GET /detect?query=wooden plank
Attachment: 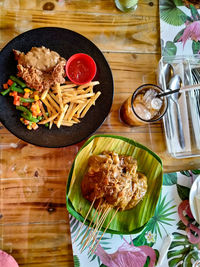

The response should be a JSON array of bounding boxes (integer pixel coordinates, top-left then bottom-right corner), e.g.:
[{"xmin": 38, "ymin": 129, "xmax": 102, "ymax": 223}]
[
  {"xmin": 0, "ymin": 222, "xmax": 74, "ymax": 267},
  {"xmin": 105, "ymin": 52, "xmax": 160, "ymax": 93},
  {"xmin": 0, "ymin": 140, "xmax": 79, "ymax": 179},
  {"xmin": 2, "ymin": 0, "xmax": 158, "ymax": 16},
  {"xmin": 1, "ymin": 122, "xmax": 200, "ymax": 174},
  {"xmin": 0, "ymin": 176, "xmax": 70, "ymax": 223},
  {"xmin": 0, "ymin": 3, "xmax": 159, "ymax": 53}
]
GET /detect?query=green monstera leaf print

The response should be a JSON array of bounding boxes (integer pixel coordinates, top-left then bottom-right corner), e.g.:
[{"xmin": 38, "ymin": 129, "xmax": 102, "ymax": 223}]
[
  {"xmin": 180, "ymin": 169, "xmax": 200, "ymax": 177},
  {"xmin": 160, "ymin": 0, "xmax": 188, "ymax": 26},
  {"xmin": 177, "ymin": 184, "xmax": 190, "ymax": 201},
  {"xmin": 192, "ymin": 41, "xmax": 200, "ymax": 54},
  {"xmin": 163, "ymin": 41, "xmax": 177, "ymax": 57},
  {"xmin": 167, "ymin": 232, "xmax": 198, "ymax": 267}
]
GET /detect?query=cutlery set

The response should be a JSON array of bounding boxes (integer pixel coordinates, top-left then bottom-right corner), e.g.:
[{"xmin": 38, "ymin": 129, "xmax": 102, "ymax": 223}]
[{"xmin": 159, "ymin": 57, "xmax": 200, "ymax": 158}]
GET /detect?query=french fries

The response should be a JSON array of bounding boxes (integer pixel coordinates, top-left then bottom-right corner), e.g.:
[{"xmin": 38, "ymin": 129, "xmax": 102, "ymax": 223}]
[{"xmin": 39, "ymin": 81, "xmax": 101, "ymax": 128}]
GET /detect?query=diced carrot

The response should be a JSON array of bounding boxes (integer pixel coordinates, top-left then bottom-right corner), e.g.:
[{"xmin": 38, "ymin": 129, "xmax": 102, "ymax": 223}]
[
  {"xmin": 11, "ymin": 91, "xmax": 18, "ymax": 97},
  {"xmin": 32, "ymin": 111, "xmax": 38, "ymax": 117},
  {"xmin": 31, "ymin": 102, "xmax": 36, "ymax": 110},
  {"xmin": 23, "ymin": 119, "xmax": 30, "ymax": 126},
  {"xmin": 32, "ymin": 123, "xmax": 38, "ymax": 130},
  {"xmin": 3, "ymin": 83, "xmax": 8, "ymax": 89},
  {"xmin": 31, "ymin": 105, "xmax": 36, "ymax": 114},
  {"xmin": 23, "ymin": 92, "xmax": 29, "ymax": 98},
  {"xmin": 31, "ymin": 102, "xmax": 41, "ymax": 117},
  {"xmin": 13, "ymin": 95, "xmax": 20, "ymax": 106},
  {"xmin": 7, "ymin": 79, "xmax": 13, "ymax": 86},
  {"xmin": 14, "ymin": 100, "xmax": 20, "ymax": 106}
]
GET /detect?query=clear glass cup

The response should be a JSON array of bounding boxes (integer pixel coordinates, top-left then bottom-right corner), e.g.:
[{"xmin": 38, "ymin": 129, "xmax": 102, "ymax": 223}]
[
  {"xmin": 119, "ymin": 84, "xmax": 168, "ymax": 126},
  {"xmin": 114, "ymin": 0, "xmax": 138, "ymax": 12}
]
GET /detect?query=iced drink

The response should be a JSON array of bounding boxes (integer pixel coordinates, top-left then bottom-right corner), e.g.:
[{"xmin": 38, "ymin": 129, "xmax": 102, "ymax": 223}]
[{"xmin": 120, "ymin": 84, "xmax": 168, "ymax": 126}]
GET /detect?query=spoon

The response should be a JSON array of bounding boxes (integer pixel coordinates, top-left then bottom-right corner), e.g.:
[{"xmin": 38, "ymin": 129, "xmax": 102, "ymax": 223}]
[
  {"xmin": 168, "ymin": 74, "xmax": 185, "ymax": 149},
  {"xmin": 168, "ymin": 74, "xmax": 182, "ymax": 91},
  {"xmin": 157, "ymin": 72, "xmax": 182, "ymax": 98},
  {"xmin": 158, "ymin": 63, "xmax": 174, "ymax": 88},
  {"xmin": 159, "ymin": 63, "xmax": 175, "ymax": 139}
]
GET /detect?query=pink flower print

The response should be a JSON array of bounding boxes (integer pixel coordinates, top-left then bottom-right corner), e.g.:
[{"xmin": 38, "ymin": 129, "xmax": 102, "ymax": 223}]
[
  {"xmin": 0, "ymin": 250, "xmax": 19, "ymax": 267},
  {"xmin": 178, "ymin": 200, "xmax": 200, "ymax": 244},
  {"xmin": 95, "ymin": 238, "xmax": 156, "ymax": 267},
  {"xmin": 179, "ymin": 21, "xmax": 200, "ymax": 47}
]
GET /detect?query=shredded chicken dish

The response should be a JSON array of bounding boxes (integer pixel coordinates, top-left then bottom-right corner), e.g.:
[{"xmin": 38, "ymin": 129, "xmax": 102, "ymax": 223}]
[
  {"xmin": 13, "ymin": 46, "xmax": 66, "ymax": 92},
  {"xmin": 81, "ymin": 151, "xmax": 147, "ymax": 211}
]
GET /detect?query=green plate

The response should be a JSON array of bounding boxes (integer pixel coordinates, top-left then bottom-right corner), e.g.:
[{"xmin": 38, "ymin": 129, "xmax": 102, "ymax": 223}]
[{"xmin": 66, "ymin": 134, "xmax": 163, "ymax": 235}]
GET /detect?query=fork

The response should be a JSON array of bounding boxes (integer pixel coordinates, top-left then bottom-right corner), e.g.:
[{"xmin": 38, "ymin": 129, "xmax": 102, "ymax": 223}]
[
  {"xmin": 192, "ymin": 68, "xmax": 200, "ymax": 114},
  {"xmin": 190, "ymin": 68, "xmax": 200, "ymax": 149}
]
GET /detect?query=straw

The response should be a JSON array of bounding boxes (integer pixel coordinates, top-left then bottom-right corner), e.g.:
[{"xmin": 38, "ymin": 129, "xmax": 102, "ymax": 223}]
[{"xmin": 157, "ymin": 89, "xmax": 180, "ymax": 98}]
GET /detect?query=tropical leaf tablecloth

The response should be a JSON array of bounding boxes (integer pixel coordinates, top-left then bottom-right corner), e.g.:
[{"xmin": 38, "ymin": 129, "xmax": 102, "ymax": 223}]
[
  {"xmin": 160, "ymin": 0, "xmax": 200, "ymax": 56},
  {"xmin": 69, "ymin": 170, "xmax": 200, "ymax": 267}
]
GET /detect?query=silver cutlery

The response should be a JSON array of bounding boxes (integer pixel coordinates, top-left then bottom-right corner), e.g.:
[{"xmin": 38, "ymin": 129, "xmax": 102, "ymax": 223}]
[
  {"xmin": 192, "ymin": 68, "xmax": 200, "ymax": 115},
  {"xmin": 168, "ymin": 74, "xmax": 185, "ymax": 149},
  {"xmin": 161, "ymin": 64, "xmax": 185, "ymax": 149},
  {"xmin": 158, "ymin": 63, "xmax": 174, "ymax": 139}
]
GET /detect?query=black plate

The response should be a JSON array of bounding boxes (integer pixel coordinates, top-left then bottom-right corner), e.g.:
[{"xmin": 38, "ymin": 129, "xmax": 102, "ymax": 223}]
[{"xmin": 0, "ymin": 27, "xmax": 114, "ymax": 147}]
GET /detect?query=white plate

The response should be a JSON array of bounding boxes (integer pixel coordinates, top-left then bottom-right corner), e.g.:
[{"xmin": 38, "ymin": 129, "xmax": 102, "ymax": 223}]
[{"xmin": 189, "ymin": 175, "xmax": 200, "ymax": 224}]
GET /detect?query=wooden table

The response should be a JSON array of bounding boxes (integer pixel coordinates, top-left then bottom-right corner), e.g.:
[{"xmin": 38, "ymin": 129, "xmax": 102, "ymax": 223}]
[{"xmin": 0, "ymin": 0, "xmax": 200, "ymax": 266}]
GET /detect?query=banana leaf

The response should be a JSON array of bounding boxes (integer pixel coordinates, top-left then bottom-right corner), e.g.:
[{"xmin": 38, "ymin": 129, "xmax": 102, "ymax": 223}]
[{"xmin": 66, "ymin": 134, "xmax": 163, "ymax": 235}]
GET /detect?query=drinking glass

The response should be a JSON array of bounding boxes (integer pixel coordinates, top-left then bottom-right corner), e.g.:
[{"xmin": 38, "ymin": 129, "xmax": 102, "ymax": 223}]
[
  {"xmin": 114, "ymin": 0, "xmax": 138, "ymax": 12},
  {"xmin": 119, "ymin": 84, "xmax": 168, "ymax": 126}
]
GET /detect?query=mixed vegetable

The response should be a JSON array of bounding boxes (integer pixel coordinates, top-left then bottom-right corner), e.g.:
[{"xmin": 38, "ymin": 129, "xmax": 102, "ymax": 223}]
[{"xmin": 1, "ymin": 76, "xmax": 48, "ymax": 130}]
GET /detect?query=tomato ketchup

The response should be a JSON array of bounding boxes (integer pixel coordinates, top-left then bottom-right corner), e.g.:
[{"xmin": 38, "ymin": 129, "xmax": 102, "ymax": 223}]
[{"xmin": 65, "ymin": 53, "xmax": 96, "ymax": 85}]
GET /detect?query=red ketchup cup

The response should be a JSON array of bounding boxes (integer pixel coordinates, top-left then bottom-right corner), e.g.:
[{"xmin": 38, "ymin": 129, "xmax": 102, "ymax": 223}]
[{"xmin": 65, "ymin": 53, "xmax": 97, "ymax": 85}]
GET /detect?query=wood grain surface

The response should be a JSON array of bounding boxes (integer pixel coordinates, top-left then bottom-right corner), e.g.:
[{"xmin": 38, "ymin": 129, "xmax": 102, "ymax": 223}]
[{"xmin": 0, "ymin": 0, "xmax": 200, "ymax": 266}]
